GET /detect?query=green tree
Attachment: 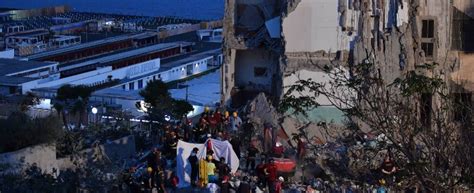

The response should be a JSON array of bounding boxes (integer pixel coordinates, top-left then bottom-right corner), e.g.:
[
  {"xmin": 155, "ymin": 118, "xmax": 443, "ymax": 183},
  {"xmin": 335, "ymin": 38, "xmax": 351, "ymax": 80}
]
[
  {"xmin": 138, "ymin": 80, "xmax": 175, "ymax": 124},
  {"xmin": 54, "ymin": 85, "xmax": 93, "ymax": 129},
  {"xmin": 172, "ymin": 99, "xmax": 194, "ymax": 119}
]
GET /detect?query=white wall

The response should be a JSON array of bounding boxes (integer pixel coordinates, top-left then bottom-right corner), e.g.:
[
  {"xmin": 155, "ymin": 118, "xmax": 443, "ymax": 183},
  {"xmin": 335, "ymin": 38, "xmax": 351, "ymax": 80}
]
[
  {"xmin": 21, "ymin": 58, "xmax": 160, "ymax": 93},
  {"xmin": 283, "ymin": 0, "xmax": 358, "ymax": 52},
  {"xmin": 116, "ymin": 56, "xmax": 211, "ymax": 91},
  {"xmin": 283, "ymin": 69, "xmax": 353, "ymax": 108},
  {"xmin": 0, "ymin": 49, "xmax": 14, "ymax": 59},
  {"xmin": 284, "ymin": 70, "xmax": 333, "ymax": 106},
  {"xmin": 0, "ymin": 136, "xmax": 136, "ymax": 175}
]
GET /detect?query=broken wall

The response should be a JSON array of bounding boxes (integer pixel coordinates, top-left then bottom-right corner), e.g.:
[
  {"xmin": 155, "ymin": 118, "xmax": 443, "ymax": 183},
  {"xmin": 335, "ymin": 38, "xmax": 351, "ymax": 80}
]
[
  {"xmin": 234, "ymin": 49, "xmax": 278, "ymax": 93},
  {"xmin": 222, "ymin": 0, "xmax": 285, "ymax": 106},
  {"xmin": 283, "ymin": 0, "xmax": 359, "ymax": 53}
]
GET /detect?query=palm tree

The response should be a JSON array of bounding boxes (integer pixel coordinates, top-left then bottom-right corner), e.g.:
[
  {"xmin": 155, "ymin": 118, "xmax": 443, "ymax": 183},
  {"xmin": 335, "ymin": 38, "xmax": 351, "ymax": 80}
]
[{"xmin": 54, "ymin": 85, "xmax": 93, "ymax": 129}]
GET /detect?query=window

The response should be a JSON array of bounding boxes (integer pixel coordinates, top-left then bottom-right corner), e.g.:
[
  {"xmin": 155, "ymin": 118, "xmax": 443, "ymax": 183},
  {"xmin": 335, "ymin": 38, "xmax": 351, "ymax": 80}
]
[
  {"xmin": 138, "ymin": 79, "xmax": 143, "ymax": 89},
  {"xmin": 129, "ymin": 82, "xmax": 135, "ymax": 90},
  {"xmin": 421, "ymin": 19, "xmax": 436, "ymax": 59},
  {"xmin": 122, "ymin": 84, "xmax": 126, "ymax": 90},
  {"xmin": 421, "ymin": 43, "xmax": 434, "ymax": 58},
  {"xmin": 254, "ymin": 67, "xmax": 268, "ymax": 77},
  {"xmin": 422, "ymin": 20, "xmax": 434, "ymax": 38}
]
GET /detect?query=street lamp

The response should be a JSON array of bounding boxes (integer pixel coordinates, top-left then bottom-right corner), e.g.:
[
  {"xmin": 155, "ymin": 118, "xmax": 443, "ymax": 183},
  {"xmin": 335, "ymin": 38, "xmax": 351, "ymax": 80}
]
[
  {"xmin": 91, "ymin": 107, "xmax": 98, "ymax": 125},
  {"xmin": 91, "ymin": 107, "xmax": 98, "ymax": 115}
]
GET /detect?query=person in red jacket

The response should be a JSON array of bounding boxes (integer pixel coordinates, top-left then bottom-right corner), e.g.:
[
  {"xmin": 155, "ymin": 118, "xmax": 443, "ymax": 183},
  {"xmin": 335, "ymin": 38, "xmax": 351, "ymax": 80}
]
[
  {"xmin": 275, "ymin": 176, "xmax": 284, "ymax": 193},
  {"xmin": 264, "ymin": 158, "xmax": 278, "ymax": 193},
  {"xmin": 208, "ymin": 113, "xmax": 218, "ymax": 135},
  {"xmin": 272, "ymin": 142, "xmax": 284, "ymax": 158},
  {"xmin": 297, "ymin": 137, "xmax": 306, "ymax": 160},
  {"xmin": 213, "ymin": 110, "xmax": 223, "ymax": 132}
]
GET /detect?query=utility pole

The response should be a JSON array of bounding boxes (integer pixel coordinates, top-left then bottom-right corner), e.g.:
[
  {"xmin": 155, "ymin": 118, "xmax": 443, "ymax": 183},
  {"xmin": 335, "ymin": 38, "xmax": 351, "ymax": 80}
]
[{"xmin": 185, "ymin": 85, "xmax": 188, "ymax": 102}]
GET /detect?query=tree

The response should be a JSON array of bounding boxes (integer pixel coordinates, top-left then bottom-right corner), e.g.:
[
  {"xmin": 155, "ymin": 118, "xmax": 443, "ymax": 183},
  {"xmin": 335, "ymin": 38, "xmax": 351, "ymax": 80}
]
[
  {"xmin": 138, "ymin": 80, "xmax": 175, "ymax": 125},
  {"xmin": 54, "ymin": 85, "xmax": 93, "ymax": 129},
  {"xmin": 280, "ymin": 61, "xmax": 474, "ymax": 191},
  {"xmin": 172, "ymin": 99, "xmax": 194, "ymax": 119}
]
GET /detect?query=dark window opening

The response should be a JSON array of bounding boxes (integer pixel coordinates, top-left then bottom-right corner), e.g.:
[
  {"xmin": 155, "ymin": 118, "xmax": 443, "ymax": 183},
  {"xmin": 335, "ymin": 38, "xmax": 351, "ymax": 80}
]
[
  {"xmin": 421, "ymin": 19, "xmax": 436, "ymax": 60},
  {"xmin": 422, "ymin": 19, "xmax": 434, "ymax": 38},
  {"xmin": 420, "ymin": 93, "xmax": 432, "ymax": 129},
  {"xmin": 186, "ymin": 64, "xmax": 193, "ymax": 76},
  {"xmin": 138, "ymin": 80, "xmax": 143, "ymax": 89},
  {"xmin": 421, "ymin": 42, "xmax": 434, "ymax": 57},
  {"xmin": 254, "ymin": 67, "xmax": 267, "ymax": 77},
  {"xmin": 129, "ymin": 82, "xmax": 134, "ymax": 90}
]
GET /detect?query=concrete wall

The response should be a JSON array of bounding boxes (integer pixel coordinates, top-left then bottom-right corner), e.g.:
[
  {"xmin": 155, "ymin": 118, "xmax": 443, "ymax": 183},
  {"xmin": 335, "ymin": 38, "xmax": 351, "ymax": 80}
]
[
  {"xmin": 234, "ymin": 49, "xmax": 277, "ymax": 92},
  {"xmin": 0, "ymin": 144, "xmax": 58, "ymax": 174},
  {"xmin": 451, "ymin": 53, "xmax": 474, "ymax": 92},
  {"xmin": 283, "ymin": 0, "xmax": 358, "ymax": 52},
  {"xmin": 0, "ymin": 135, "xmax": 136, "ymax": 174}
]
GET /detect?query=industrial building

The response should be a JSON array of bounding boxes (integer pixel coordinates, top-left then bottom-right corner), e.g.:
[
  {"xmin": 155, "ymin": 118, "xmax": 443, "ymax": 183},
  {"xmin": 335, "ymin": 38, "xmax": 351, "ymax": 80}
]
[{"xmin": 0, "ymin": 58, "xmax": 58, "ymax": 95}]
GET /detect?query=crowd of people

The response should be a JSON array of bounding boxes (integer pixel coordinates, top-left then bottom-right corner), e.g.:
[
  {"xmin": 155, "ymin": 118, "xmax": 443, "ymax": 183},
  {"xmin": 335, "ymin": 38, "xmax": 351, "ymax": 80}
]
[
  {"xmin": 123, "ymin": 107, "xmax": 299, "ymax": 193},
  {"xmin": 123, "ymin": 108, "xmax": 400, "ymax": 193}
]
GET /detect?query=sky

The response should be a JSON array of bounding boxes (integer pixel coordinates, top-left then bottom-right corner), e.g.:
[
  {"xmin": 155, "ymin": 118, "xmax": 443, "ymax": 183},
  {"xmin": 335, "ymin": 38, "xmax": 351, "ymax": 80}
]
[{"xmin": 0, "ymin": 0, "xmax": 224, "ymax": 20}]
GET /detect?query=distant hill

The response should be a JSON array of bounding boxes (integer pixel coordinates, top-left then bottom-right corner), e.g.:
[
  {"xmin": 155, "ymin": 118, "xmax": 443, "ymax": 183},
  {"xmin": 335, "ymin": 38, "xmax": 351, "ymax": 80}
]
[{"xmin": 0, "ymin": 0, "xmax": 224, "ymax": 20}]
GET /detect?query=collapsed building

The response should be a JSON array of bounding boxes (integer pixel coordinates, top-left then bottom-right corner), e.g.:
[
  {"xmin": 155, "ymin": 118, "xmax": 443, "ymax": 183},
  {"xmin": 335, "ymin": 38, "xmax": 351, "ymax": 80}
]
[{"xmin": 222, "ymin": 0, "xmax": 474, "ymax": 113}]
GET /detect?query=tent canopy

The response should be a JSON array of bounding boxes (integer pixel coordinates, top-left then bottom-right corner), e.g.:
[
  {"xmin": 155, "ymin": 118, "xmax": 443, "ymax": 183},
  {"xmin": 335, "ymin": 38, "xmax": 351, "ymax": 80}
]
[{"xmin": 176, "ymin": 139, "xmax": 240, "ymax": 187}]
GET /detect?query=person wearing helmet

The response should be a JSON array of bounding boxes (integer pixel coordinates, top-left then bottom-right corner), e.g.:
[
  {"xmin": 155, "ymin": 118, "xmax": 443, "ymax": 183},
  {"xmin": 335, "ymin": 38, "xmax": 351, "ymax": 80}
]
[
  {"xmin": 272, "ymin": 141, "xmax": 284, "ymax": 158},
  {"xmin": 377, "ymin": 179, "xmax": 387, "ymax": 193},
  {"xmin": 207, "ymin": 155, "xmax": 217, "ymax": 183},
  {"xmin": 213, "ymin": 110, "xmax": 223, "ymax": 133},
  {"xmin": 143, "ymin": 167, "xmax": 154, "ymax": 190},
  {"xmin": 230, "ymin": 111, "xmax": 242, "ymax": 135},
  {"xmin": 275, "ymin": 176, "xmax": 284, "ymax": 193},
  {"xmin": 264, "ymin": 158, "xmax": 278, "ymax": 193}
]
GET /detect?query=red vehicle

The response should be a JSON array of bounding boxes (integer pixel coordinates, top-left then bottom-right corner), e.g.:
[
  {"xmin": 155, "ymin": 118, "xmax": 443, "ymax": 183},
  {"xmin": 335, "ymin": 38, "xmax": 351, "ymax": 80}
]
[{"xmin": 273, "ymin": 158, "xmax": 296, "ymax": 177}]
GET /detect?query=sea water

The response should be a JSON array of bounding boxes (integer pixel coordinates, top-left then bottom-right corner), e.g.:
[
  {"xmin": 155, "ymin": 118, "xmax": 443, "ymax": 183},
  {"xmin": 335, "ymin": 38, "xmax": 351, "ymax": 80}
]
[{"xmin": 0, "ymin": 0, "xmax": 224, "ymax": 20}]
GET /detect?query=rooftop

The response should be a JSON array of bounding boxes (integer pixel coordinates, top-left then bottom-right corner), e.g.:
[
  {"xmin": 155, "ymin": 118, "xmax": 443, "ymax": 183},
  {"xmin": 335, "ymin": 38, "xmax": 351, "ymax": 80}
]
[
  {"xmin": 159, "ymin": 48, "xmax": 221, "ymax": 72},
  {"xmin": 6, "ymin": 29, "xmax": 49, "ymax": 37},
  {"xmin": 59, "ymin": 42, "xmax": 191, "ymax": 71},
  {"xmin": 27, "ymin": 32, "xmax": 157, "ymax": 60},
  {"xmin": 0, "ymin": 58, "xmax": 56, "ymax": 76},
  {"xmin": 0, "ymin": 76, "xmax": 36, "ymax": 86},
  {"xmin": 0, "ymin": 58, "xmax": 57, "ymax": 85},
  {"xmin": 117, "ymin": 48, "xmax": 221, "ymax": 85}
]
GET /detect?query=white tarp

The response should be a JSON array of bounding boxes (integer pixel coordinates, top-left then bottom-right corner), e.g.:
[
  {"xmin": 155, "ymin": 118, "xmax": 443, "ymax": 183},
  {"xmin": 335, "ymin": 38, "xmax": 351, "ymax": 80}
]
[{"xmin": 176, "ymin": 139, "xmax": 240, "ymax": 187}]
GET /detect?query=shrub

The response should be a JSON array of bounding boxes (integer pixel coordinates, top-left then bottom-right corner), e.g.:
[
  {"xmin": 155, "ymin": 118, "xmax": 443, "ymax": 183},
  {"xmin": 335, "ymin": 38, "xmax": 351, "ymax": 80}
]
[{"xmin": 0, "ymin": 112, "xmax": 63, "ymax": 153}]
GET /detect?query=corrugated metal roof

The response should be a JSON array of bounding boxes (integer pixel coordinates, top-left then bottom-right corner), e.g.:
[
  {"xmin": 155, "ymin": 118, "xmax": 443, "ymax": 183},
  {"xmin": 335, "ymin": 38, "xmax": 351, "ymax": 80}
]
[
  {"xmin": 27, "ymin": 32, "xmax": 157, "ymax": 60},
  {"xmin": 59, "ymin": 42, "xmax": 191, "ymax": 71}
]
